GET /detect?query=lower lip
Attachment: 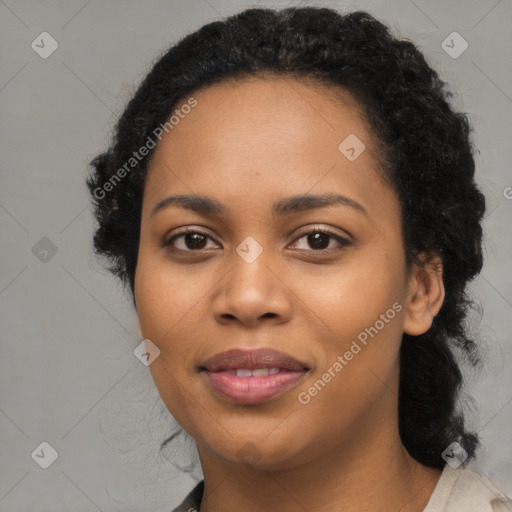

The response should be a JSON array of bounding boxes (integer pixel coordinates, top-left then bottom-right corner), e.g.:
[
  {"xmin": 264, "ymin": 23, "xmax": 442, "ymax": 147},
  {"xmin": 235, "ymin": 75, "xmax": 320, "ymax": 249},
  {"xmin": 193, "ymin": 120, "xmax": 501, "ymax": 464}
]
[{"xmin": 203, "ymin": 370, "xmax": 308, "ymax": 404}]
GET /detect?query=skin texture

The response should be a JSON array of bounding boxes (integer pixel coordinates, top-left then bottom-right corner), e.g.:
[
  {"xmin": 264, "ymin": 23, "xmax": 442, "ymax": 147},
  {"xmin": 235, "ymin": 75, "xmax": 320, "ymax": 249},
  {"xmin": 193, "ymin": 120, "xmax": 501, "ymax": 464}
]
[{"xmin": 134, "ymin": 76, "xmax": 446, "ymax": 512}]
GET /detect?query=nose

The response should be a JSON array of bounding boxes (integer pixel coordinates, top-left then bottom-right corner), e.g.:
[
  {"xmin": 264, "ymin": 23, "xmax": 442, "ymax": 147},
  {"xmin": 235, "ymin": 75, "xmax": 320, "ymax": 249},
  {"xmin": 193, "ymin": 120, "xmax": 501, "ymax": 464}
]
[{"xmin": 212, "ymin": 249, "xmax": 293, "ymax": 327}]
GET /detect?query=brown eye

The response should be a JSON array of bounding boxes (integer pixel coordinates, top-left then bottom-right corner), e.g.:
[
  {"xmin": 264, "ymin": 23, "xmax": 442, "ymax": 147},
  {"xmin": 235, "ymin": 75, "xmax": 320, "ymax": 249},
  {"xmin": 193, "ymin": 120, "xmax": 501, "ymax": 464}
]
[
  {"xmin": 164, "ymin": 229, "xmax": 219, "ymax": 252},
  {"xmin": 291, "ymin": 228, "xmax": 352, "ymax": 252},
  {"xmin": 306, "ymin": 232, "xmax": 331, "ymax": 250}
]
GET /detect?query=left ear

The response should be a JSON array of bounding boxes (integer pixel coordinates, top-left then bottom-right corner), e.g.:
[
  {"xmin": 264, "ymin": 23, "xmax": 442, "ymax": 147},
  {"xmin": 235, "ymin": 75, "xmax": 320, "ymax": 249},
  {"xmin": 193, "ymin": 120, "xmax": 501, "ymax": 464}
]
[{"xmin": 403, "ymin": 253, "xmax": 445, "ymax": 336}]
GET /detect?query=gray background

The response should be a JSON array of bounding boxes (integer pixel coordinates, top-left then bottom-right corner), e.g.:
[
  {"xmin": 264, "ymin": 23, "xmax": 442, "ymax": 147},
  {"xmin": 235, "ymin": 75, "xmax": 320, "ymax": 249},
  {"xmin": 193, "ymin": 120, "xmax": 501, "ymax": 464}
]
[{"xmin": 1, "ymin": 0, "xmax": 511, "ymax": 510}]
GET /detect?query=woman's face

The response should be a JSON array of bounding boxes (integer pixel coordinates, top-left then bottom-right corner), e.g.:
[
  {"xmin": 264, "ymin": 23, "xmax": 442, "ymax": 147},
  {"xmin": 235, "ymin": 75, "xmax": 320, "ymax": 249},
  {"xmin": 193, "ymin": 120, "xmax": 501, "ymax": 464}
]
[{"xmin": 135, "ymin": 76, "xmax": 424, "ymax": 470}]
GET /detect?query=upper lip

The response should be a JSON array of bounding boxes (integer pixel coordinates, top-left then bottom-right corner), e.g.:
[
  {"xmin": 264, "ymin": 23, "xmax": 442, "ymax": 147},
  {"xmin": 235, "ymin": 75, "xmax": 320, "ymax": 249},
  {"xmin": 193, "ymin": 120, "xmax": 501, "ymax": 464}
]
[{"xmin": 201, "ymin": 348, "xmax": 309, "ymax": 372}]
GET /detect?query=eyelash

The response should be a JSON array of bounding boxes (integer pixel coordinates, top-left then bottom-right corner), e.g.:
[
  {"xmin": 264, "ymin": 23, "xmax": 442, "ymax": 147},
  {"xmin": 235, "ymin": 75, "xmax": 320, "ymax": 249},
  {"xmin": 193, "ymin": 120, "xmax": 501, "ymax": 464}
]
[{"xmin": 163, "ymin": 226, "xmax": 352, "ymax": 254}]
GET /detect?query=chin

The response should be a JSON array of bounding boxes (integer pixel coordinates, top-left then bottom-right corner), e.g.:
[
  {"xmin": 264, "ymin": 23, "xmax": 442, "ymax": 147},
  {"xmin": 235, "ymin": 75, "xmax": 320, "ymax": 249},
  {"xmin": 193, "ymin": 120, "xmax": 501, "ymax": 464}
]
[{"xmin": 201, "ymin": 431, "xmax": 316, "ymax": 471}]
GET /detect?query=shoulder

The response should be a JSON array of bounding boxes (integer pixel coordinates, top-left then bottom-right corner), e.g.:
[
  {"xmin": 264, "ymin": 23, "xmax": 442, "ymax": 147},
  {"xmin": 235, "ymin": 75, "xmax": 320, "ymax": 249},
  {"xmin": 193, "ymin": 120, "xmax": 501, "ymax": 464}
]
[
  {"xmin": 424, "ymin": 464, "xmax": 511, "ymax": 512},
  {"xmin": 170, "ymin": 480, "xmax": 204, "ymax": 512},
  {"xmin": 170, "ymin": 470, "xmax": 511, "ymax": 512}
]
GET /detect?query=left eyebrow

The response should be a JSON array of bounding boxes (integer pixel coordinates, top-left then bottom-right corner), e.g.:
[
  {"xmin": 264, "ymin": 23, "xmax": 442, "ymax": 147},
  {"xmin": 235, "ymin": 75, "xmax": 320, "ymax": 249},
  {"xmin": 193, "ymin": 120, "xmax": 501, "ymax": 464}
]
[
  {"xmin": 150, "ymin": 192, "xmax": 367, "ymax": 218},
  {"xmin": 272, "ymin": 192, "xmax": 367, "ymax": 218}
]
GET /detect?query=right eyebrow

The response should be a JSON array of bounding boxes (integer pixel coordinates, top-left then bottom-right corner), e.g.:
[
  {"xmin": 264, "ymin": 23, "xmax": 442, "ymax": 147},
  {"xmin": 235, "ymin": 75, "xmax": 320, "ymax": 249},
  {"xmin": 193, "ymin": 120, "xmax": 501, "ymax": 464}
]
[{"xmin": 151, "ymin": 194, "xmax": 226, "ymax": 217}]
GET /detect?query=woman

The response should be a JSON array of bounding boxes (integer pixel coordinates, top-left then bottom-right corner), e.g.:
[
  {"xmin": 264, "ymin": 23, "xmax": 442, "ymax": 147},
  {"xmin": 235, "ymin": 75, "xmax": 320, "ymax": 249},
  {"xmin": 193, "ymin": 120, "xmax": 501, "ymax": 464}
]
[{"xmin": 87, "ymin": 6, "xmax": 510, "ymax": 511}]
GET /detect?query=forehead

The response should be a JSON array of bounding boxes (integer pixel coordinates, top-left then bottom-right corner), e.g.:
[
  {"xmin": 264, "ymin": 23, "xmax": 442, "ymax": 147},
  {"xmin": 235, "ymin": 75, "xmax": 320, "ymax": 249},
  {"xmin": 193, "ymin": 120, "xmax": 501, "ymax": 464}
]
[
  {"xmin": 144, "ymin": 75, "xmax": 397, "ymax": 222},
  {"xmin": 149, "ymin": 74, "xmax": 376, "ymax": 167}
]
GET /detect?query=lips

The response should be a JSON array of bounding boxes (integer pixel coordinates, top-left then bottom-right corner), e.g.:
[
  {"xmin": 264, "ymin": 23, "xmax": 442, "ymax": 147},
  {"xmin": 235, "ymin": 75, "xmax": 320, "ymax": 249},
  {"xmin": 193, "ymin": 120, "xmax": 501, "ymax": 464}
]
[
  {"xmin": 201, "ymin": 348, "xmax": 309, "ymax": 372},
  {"xmin": 200, "ymin": 348, "xmax": 310, "ymax": 404}
]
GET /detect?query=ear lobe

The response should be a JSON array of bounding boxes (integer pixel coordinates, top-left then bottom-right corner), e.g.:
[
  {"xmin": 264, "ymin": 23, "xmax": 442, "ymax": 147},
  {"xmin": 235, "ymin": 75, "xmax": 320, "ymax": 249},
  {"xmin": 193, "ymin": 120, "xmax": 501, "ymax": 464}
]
[{"xmin": 403, "ymin": 254, "xmax": 445, "ymax": 336}]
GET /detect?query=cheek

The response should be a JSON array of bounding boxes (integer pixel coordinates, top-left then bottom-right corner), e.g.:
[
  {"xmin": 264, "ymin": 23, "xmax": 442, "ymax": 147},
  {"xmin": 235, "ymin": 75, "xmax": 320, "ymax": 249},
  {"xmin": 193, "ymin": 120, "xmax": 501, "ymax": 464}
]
[
  {"xmin": 293, "ymin": 307, "xmax": 404, "ymax": 452},
  {"xmin": 300, "ymin": 246, "xmax": 406, "ymax": 398},
  {"xmin": 148, "ymin": 359, "xmax": 201, "ymax": 435},
  {"xmin": 134, "ymin": 253, "xmax": 213, "ymax": 380},
  {"xmin": 135, "ymin": 254, "xmax": 202, "ymax": 343},
  {"xmin": 308, "ymin": 246, "xmax": 405, "ymax": 337},
  {"xmin": 135, "ymin": 259, "xmax": 203, "ymax": 432}
]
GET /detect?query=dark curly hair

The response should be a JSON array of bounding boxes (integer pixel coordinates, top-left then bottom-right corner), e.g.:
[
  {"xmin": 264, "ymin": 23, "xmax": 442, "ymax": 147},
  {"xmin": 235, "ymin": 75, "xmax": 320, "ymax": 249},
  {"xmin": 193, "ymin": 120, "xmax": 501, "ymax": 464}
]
[{"xmin": 87, "ymin": 6, "xmax": 486, "ymax": 470}]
